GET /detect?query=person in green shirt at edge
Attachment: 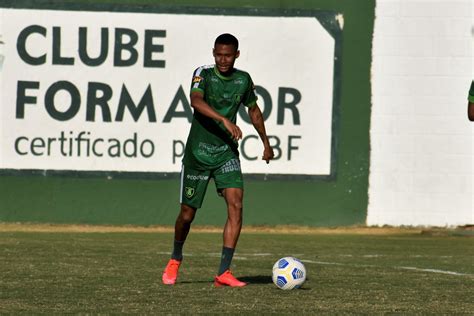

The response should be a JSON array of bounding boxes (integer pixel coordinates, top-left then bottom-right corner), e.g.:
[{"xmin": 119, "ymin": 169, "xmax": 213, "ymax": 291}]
[
  {"xmin": 468, "ymin": 81, "xmax": 474, "ymax": 121},
  {"xmin": 162, "ymin": 33, "xmax": 274, "ymax": 287}
]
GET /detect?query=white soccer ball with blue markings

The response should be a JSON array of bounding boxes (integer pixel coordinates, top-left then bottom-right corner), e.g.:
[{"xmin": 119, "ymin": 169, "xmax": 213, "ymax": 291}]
[{"xmin": 272, "ymin": 257, "xmax": 307, "ymax": 290}]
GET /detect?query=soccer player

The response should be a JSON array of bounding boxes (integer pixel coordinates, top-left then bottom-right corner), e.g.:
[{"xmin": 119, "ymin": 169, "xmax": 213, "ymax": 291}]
[
  {"xmin": 162, "ymin": 33, "xmax": 274, "ymax": 287},
  {"xmin": 468, "ymin": 81, "xmax": 474, "ymax": 121}
]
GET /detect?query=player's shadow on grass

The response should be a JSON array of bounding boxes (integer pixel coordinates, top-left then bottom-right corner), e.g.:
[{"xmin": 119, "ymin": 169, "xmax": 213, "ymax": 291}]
[
  {"xmin": 242, "ymin": 275, "xmax": 311, "ymax": 290},
  {"xmin": 179, "ymin": 276, "xmax": 272, "ymax": 284},
  {"xmin": 239, "ymin": 275, "xmax": 273, "ymax": 284},
  {"xmin": 179, "ymin": 276, "xmax": 310, "ymax": 289},
  {"xmin": 179, "ymin": 280, "xmax": 213, "ymax": 284}
]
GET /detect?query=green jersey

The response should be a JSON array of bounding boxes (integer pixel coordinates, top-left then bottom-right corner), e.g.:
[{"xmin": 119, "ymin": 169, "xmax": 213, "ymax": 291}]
[
  {"xmin": 183, "ymin": 65, "xmax": 257, "ymax": 170},
  {"xmin": 469, "ymin": 81, "xmax": 474, "ymax": 102}
]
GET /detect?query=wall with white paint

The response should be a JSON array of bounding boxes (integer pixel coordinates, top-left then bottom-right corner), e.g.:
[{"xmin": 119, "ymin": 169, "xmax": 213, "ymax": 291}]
[{"xmin": 369, "ymin": 0, "xmax": 473, "ymax": 226}]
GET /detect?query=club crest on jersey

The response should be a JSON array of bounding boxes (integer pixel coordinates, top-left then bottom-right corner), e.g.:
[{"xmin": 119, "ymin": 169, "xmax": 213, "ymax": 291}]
[
  {"xmin": 184, "ymin": 187, "xmax": 195, "ymax": 198},
  {"xmin": 192, "ymin": 76, "xmax": 203, "ymax": 83}
]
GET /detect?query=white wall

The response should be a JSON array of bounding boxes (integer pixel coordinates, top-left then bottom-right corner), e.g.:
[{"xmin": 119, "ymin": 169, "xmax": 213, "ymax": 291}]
[{"xmin": 369, "ymin": 0, "xmax": 473, "ymax": 226}]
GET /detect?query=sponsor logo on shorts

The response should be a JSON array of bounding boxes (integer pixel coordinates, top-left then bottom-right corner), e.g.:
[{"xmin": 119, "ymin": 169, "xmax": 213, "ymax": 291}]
[
  {"xmin": 184, "ymin": 187, "xmax": 195, "ymax": 198},
  {"xmin": 186, "ymin": 174, "xmax": 209, "ymax": 181},
  {"xmin": 220, "ymin": 159, "xmax": 241, "ymax": 174}
]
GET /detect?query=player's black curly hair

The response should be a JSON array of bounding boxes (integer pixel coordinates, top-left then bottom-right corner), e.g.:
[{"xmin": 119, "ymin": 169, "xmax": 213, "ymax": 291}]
[{"xmin": 214, "ymin": 33, "xmax": 239, "ymax": 50}]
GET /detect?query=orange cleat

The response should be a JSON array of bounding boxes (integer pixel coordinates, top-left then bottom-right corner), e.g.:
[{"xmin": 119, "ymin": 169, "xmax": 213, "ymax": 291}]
[
  {"xmin": 214, "ymin": 270, "xmax": 247, "ymax": 287},
  {"xmin": 162, "ymin": 259, "xmax": 182, "ymax": 285}
]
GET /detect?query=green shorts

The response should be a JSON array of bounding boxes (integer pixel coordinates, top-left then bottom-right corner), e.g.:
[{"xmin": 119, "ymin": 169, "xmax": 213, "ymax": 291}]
[{"xmin": 180, "ymin": 158, "xmax": 243, "ymax": 209}]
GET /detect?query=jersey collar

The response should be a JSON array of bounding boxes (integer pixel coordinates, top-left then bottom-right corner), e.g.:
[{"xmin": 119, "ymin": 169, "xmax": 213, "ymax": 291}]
[{"xmin": 213, "ymin": 65, "xmax": 236, "ymax": 81}]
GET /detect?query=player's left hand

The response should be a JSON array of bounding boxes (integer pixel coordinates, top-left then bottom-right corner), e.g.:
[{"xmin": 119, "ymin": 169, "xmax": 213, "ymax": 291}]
[
  {"xmin": 262, "ymin": 145, "xmax": 274, "ymax": 164},
  {"xmin": 222, "ymin": 118, "xmax": 242, "ymax": 141}
]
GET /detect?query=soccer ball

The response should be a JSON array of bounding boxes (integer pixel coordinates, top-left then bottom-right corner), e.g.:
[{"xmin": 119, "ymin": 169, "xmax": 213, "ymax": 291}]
[{"xmin": 272, "ymin": 257, "xmax": 307, "ymax": 290}]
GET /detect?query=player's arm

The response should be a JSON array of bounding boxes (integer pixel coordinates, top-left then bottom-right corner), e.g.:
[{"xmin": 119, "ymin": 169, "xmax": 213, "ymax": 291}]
[
  {"xmin": 248, "ymin": 104, "xmax": 274, "ymax": 163},
  {"xmin": 190, "ymin": 91, "xmax": 242, "ymax": 141}
]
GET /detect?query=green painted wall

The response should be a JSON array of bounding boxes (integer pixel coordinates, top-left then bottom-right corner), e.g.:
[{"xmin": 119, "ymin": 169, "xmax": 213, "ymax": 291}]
[{"xmin": 0, "ymin": 0, "xmax": 374, "ymax": 226}]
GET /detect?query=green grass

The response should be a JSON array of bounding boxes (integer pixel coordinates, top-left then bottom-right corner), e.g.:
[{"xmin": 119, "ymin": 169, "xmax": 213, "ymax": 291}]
[{"xmin": 1, "ymin": 230, "xmax": 473, "ymax": 314}]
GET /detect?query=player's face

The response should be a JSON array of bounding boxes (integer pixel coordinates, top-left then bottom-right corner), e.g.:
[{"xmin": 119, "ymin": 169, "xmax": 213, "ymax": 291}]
[{"xmin": 213, "ymin": 44, "xmax": 240, "ymax": 75}]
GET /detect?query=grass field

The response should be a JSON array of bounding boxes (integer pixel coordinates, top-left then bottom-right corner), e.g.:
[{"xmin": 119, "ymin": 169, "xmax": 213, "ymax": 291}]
[{"xmin": 0, "ymin": 224, "xmax": 473, "ymax": 314}]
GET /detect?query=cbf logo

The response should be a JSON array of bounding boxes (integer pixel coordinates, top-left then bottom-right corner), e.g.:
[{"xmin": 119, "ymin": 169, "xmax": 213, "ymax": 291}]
[{"xmin": 184, "ymin": 187, "xmax": 195, "ymax": 198}]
